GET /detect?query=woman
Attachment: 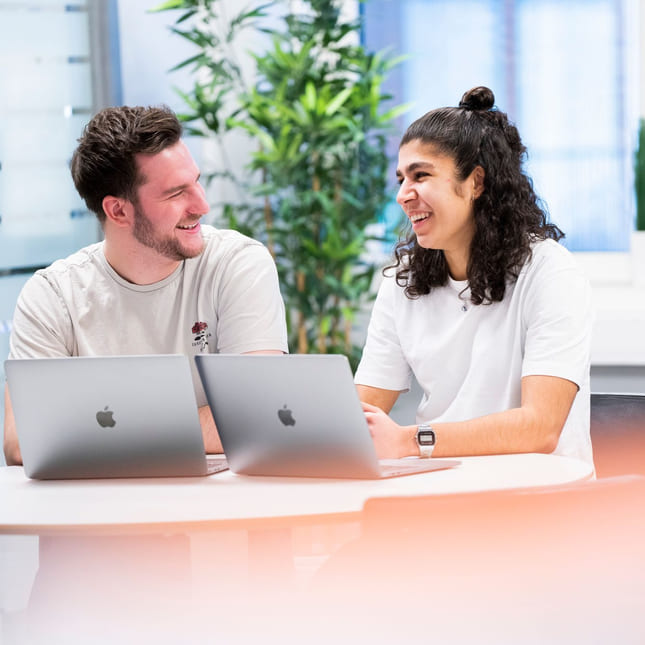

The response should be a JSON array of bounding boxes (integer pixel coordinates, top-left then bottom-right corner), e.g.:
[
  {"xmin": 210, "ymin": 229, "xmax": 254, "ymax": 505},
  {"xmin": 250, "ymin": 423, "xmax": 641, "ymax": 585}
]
[{"xmin": 355, "ymin": 86, "xmax": 593, "ymax": 465}]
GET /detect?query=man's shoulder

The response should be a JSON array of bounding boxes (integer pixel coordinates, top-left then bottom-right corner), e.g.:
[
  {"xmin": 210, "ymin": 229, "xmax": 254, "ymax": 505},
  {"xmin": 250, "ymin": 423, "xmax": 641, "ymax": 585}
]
[
  {"xmin": 200, "ymin": 225, "xmax": 268, "ymax": 263},
  {"xmin": 35, "ymin": 242, "xmax": 105, "ymax": 280},
  {"xmin": 16, "ymin": 242, "xmax": 105, "ymax": 315},
  {"xmin": 202, "ymin": 224, "xmax": 263, "ymax": 248}
]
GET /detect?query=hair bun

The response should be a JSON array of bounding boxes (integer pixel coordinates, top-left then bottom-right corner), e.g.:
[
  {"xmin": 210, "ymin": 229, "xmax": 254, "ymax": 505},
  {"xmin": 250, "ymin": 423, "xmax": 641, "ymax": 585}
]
[{"xmin": 459, "ymin": 86, "xmax": 495, "ymax": 111}]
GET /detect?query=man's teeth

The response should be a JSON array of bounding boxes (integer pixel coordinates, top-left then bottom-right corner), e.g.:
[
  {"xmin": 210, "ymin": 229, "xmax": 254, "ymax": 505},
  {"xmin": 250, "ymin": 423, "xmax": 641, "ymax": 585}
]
[{"xmin": 178, "ymin": 223, "xmax": 198, "ymax": 230}]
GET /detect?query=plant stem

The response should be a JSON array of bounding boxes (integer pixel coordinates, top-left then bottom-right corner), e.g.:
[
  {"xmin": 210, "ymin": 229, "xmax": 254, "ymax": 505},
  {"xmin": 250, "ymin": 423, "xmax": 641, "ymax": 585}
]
[
  {"xmin": 296, "ymin": 271, "xmax": 307, "ymax": 353},
  {"xmin": 262, "ymin": 166, "xmax": 274, "ymax": 256}
]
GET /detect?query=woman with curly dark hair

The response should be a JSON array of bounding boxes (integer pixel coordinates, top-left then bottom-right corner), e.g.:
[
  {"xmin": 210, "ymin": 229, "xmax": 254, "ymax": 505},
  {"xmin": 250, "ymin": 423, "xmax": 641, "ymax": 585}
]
[{"xmin": 355, "ymin": 86, "xmax": 593, "ymax": 465}]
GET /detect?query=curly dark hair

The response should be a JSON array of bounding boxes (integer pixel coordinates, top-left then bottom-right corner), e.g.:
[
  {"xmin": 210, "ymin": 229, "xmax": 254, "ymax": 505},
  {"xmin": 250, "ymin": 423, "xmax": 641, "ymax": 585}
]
[
  {"xmin": 70, "ymin": 105, "xmax": 183, "ymax": 224},
  {"xmin": 388, "ymin": 86, "xmax": 563, "ymax": 305}
]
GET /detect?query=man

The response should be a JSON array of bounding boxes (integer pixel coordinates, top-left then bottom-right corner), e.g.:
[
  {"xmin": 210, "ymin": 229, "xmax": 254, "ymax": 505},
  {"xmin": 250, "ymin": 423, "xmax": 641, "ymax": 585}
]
[{"xmin": 3, "ymin": 105, "xmax": 288, "ymax": 465}]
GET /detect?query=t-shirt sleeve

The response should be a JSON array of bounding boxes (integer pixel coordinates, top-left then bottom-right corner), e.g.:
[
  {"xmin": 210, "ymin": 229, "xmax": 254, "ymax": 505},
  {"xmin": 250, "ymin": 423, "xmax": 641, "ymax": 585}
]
[
  {"xmin": 520, "ymin": 247, "xmax": 593, "ymax": 387},
  {"xmin": 9, "ymin": 273, "xmax": 74, "ymax": 359},
  {"xmin": 354, "ymin": 274, "xmax": 412, "ymax": 392},
  {"xmin": 215, "ymin": 242, "xmax": 289, "ymax": 354}
]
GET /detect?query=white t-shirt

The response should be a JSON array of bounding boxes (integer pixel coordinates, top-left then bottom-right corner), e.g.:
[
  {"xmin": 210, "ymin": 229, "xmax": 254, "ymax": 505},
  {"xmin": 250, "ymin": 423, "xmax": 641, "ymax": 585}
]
[
  {"xmin": 9, "ymin": 225, "xmax": 288, "ymax": 406},
  {"xmin": 355, "ymin": 239, "xmax": 593, "ymax": 465}
]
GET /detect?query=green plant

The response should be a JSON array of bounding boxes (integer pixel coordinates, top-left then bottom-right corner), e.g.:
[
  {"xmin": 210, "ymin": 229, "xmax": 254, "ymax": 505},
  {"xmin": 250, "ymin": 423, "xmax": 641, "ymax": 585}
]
[
  {"xmin": 153, "ymin": 0, "xmax": 408, "ymax": 367},
  {"xmin": 635, "ymin": 118, "xmax": 645, "ymax": 231}
]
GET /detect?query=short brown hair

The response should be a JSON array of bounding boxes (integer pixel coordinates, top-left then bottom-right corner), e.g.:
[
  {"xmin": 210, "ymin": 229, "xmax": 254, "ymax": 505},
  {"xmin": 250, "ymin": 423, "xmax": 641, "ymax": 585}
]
[{"xmin": 70, "ymin": 105, "xmax": 183, "ymax": 223}]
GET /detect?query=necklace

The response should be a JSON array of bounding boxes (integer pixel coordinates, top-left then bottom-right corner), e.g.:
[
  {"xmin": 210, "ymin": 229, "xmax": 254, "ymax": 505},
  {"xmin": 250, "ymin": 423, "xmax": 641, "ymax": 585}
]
[{"xmin": 458, "ymin": 290, "xmax": 470, "ymax": 312}]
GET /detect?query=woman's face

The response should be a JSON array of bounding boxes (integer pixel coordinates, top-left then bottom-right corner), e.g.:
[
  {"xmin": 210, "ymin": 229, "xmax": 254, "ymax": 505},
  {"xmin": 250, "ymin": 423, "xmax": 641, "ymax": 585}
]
[{"xmin": 396, "ymin": 139, "xmax": 484, "ymax": 279}]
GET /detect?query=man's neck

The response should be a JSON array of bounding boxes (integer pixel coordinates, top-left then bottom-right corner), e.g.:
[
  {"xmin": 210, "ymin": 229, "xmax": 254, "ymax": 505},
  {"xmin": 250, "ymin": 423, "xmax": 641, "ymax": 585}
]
[{"xmin": 103, "ymin": 237, "xmax": 181, "ymax": 285}]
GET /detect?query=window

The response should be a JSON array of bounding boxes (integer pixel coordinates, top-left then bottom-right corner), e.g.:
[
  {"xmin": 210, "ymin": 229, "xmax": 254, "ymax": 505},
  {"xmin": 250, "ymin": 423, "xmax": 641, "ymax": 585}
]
[
  {"xmin": 0, "ymin": 1, "xmax": 121, "ymax": 273},
  {"xmin": 361, "ymin": 0, "xmax": 639, "ymax": 251}
]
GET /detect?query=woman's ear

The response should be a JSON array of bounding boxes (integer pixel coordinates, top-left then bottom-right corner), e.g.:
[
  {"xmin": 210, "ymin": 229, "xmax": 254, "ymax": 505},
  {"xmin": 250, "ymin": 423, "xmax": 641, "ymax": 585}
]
[
  {"xmin": 102, "ymin": 195, "xmax": 133, "ymax": 227},
  {"xmin": 472, "ymin": 166, "xmax": 485, "ymax": 199}
]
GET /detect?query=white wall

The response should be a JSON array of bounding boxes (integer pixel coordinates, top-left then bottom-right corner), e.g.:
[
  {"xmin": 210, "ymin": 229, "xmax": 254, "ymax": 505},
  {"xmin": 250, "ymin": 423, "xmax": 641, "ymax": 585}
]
[
  {"xmin": 116, "ymin": 0, "xmax": 202, "ymax": 161},
  {"xmin": 117, "ymin": 0, "xmax": 195, "ymax": 111}
]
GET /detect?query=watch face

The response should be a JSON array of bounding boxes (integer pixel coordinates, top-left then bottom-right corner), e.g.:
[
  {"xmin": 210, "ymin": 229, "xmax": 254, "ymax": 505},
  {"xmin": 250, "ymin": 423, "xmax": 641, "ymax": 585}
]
[{"xmin": 418, "ymin": 429, "xmax": 435, "ymax": 446}]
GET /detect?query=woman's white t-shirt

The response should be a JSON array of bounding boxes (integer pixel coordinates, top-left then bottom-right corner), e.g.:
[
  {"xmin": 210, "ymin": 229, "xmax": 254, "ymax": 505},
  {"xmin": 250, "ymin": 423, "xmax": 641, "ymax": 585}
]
[{"xmin": 355, "ymin": 239, "xmax": 594, "ymax": 465}]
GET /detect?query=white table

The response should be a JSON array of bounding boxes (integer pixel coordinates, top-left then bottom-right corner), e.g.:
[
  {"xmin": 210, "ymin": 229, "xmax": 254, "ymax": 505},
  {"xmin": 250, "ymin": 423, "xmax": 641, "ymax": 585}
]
[
  {"xmin": 0, "ymin": 454, "xmax": 602, "ymax": 645},
  {"xmin": 0, "ymin": 453, "xmax": 593, "ymax": 533}
]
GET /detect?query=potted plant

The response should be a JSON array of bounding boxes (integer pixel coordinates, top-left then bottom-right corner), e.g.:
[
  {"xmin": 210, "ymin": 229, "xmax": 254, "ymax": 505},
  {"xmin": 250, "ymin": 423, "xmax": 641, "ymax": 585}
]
[
  {"xmin": 153, "ymin": 0, "xmax": 408, "ymax": 367},
  {"xmin": 633, "ymin": 118, "xmax": 645, "ymax": 286}
]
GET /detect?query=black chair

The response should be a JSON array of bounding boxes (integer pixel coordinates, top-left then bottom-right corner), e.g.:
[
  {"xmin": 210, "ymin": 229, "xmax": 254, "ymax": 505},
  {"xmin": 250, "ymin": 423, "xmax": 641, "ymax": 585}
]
[{"xmin": 591, "ymin": 392, "xmax": 645, "ymax": 477}]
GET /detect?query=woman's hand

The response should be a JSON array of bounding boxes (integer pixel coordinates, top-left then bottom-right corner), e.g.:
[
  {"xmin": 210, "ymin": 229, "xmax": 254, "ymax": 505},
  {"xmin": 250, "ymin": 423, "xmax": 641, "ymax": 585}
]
[{"xmin": 361, "ymin": 402, "xmax": 417, "ymax": 459}]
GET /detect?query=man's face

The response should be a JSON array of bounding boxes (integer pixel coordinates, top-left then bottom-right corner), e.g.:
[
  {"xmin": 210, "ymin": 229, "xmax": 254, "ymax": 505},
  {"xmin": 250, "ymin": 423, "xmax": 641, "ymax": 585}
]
[{"xmin": 131, "ymin": 141, "xmax": 209, "ymax": 261}]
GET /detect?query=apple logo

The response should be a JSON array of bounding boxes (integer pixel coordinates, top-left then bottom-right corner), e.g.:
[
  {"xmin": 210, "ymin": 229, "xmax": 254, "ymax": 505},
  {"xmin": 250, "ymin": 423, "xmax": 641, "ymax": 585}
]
[
  {"xmin": 96, "ymin": 406, "xmax": 116, "ymax": 428},
  {"xmin": 277, "ymin": 404, "xmax": 295, "ymax": 426}
]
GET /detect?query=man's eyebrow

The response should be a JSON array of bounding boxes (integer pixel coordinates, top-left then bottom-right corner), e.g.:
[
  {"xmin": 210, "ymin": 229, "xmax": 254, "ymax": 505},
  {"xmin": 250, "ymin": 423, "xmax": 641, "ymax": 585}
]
[
  {"xmin": 160, "ymin": 183, "xmax": 189, "ymax": 197},
  {"xmin": 160, "ymin": 173, "xmax": 201, "ymax": 197}
]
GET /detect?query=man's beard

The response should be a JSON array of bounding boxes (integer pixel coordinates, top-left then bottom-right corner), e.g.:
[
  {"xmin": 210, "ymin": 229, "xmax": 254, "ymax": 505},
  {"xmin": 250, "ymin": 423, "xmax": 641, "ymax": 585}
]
[{"xmin": 132, "ymin": 205, "xmax": 204, "ymax": 261}]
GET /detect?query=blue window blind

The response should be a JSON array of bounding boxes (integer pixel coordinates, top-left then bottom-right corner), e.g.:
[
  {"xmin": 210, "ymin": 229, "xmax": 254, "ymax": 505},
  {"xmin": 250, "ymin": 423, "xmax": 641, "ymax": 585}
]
[{"xmin": 362, "ymin": 0, "xmax": 639, "ymax": 251}]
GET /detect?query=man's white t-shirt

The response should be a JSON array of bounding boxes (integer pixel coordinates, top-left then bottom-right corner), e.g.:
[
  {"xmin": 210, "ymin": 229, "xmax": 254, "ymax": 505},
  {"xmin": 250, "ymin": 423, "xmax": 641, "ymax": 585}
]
[
  {"xmin": 9, "ymin": 225, "xmax": 288, "ymax": 406},
  {"xmin": 355, "ymin": 239, "xmax": 594, "ymax": 465}
]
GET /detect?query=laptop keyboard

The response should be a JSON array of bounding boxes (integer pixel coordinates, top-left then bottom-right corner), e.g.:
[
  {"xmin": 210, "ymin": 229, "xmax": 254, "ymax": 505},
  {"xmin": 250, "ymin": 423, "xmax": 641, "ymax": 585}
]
[
  {"xmin": 206, "ymin": 455, "xmax": 229, "ymax": 474},
  {"xmin": 378, "ymin": 458, "xmax": 458, "ymax": 478},
  {"xmin": 379, "ymin": 462, "xmax": 430, "ymax": 477}
]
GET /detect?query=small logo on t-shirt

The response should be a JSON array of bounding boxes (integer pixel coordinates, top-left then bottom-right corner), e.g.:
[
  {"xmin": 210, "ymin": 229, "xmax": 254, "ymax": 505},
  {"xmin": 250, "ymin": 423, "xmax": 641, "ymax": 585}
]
[{"xmin": 192, "ymin": 321, "xmax": 212, "ymax": 351}]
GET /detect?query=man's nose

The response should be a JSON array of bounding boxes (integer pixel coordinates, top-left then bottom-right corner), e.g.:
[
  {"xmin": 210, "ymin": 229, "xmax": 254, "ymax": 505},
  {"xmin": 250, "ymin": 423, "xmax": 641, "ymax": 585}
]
[{"xmin": 192, "ymin": 183, "xmax": 210, "ymax": 214}]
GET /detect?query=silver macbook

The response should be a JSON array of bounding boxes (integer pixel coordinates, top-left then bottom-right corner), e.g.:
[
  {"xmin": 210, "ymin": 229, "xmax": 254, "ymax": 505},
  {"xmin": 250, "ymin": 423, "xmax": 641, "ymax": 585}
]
[
  {"xmin": 4, "ymin": 355, "xmax": 228, "ymax": 480},
  {"xmin": 194, "ymin": 354, "xmax": 459, "ymax": 479}
]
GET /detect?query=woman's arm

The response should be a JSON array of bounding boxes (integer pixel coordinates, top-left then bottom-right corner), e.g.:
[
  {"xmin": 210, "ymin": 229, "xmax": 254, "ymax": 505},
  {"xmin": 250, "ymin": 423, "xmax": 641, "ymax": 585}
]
[
  {"xmin": 356, "ymin": 384, "xmax": 401, "ymax": 415},
  {"xmin": 361, "ymin": 374, "xmax": 578, "ymax": 459}
]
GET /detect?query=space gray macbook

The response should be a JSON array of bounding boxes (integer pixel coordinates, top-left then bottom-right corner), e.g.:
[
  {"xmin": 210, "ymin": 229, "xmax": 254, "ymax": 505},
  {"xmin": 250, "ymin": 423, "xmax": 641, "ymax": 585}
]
[
  {"xmin": 4, "ymin": 355, "xmax": 228, "ymax": 480},
  {"xmin": 194, "ymin": 354, "xmax": 459, "ymax": 479}
]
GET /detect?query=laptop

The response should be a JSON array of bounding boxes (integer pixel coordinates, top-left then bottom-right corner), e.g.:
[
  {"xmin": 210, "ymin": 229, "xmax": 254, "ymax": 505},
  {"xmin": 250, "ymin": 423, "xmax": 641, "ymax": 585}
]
[
  {"xmin": 4, "ymin": 355, "xmax": 228, "ymax": 480},
  {"xmin": 194, "ymin": 354, "xmax": 459, "ymax": 479}
]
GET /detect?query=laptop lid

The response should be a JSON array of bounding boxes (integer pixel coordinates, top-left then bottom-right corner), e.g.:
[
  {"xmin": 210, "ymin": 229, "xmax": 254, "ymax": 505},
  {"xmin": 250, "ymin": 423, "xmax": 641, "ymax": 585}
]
[
  {"xmin": 194, "ymin": 354, "xmax": 458, "ymax": 479},
  {"xmin": 5, "ymin": 355, "xmax": 223, "ymax": 479}
]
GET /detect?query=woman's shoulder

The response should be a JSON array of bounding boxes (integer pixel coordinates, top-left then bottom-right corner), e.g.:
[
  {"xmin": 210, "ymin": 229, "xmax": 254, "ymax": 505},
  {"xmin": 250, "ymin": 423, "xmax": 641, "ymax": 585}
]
[
  {"xmin": 517, "ymin": 238, "xmax": 589, "ymax": 297},
  {"xmin": 526, "ymin": 237, "xmax": 579, "ymax": 271}
]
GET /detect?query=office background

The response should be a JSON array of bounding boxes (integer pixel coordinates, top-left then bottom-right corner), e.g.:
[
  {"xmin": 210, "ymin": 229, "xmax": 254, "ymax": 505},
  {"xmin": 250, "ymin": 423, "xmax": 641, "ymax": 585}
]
[{"xmin": 1, "ymin": 0, "xmax": 645, "ymax": 468}]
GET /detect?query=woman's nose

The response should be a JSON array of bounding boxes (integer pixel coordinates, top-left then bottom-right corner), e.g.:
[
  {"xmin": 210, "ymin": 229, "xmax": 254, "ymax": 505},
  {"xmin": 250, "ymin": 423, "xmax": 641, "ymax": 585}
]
[{"xmin": 396, "ymin": 180, "xmax": 415, "ymax": 204}]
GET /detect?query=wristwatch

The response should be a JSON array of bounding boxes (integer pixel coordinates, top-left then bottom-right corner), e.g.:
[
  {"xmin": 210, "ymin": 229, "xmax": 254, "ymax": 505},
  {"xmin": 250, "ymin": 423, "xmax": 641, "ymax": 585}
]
[{"xmin": 416, "ymin": 423, "xmax": 436, "ymax": 458}]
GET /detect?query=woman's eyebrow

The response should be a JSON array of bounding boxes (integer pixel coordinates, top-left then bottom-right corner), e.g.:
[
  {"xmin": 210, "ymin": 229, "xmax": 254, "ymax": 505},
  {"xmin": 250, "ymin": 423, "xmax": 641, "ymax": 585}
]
[{"xmin": 396, "ymin": 161, "xmax": 437, "ymax": 176}]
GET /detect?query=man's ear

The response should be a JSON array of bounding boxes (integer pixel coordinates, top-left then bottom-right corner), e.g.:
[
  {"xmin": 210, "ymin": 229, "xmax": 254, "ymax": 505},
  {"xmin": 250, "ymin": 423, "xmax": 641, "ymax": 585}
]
[
  {"xmin": 472, "ymin": 166, "xmax": 485, "ymax": 199},
  {"xmin": 102, "ymin": 195, "xmax": 133, "ymax": 227}
]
